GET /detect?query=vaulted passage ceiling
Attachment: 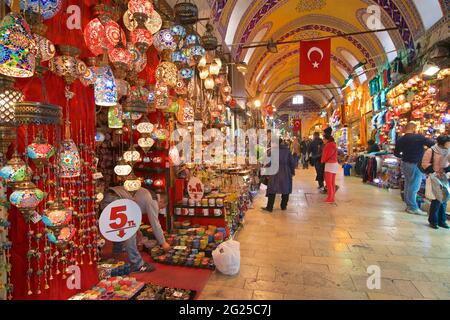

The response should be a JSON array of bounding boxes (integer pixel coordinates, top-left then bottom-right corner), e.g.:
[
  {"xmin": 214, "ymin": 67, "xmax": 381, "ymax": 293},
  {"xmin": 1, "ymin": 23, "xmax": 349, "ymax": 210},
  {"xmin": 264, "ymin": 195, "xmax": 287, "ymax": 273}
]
[{"xmin": 212, "ymin": 0, "xmax": 446, "ymax": 111}]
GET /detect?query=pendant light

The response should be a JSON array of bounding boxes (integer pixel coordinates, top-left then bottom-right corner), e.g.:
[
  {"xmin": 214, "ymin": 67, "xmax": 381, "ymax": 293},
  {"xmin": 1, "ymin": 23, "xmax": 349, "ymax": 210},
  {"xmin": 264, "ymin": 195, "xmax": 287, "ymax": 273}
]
[
  {"xmin": 26, "ymin": 128, "xmax": 55, "ymax": 167},
  {"xmin": 9, "ymin": 180, "xmax": 44, "ymax": 218},
  {"xmin": 0, "ymin": 151, "xmax": 32, "ymax": 184},
  {"xmin": 0, "ymin": 4, "xmax": 36, "ymax": 78},
  {"xmin": 124, "ymin": 172, "xmax": 141, "ymax": 192},
  {"xmin": 114, "ymin": 158, "xmax": 132, "ymax": 176},
  {"xmin": 94, "ymin": 65, "xmax": 118, "ymax": 107}
]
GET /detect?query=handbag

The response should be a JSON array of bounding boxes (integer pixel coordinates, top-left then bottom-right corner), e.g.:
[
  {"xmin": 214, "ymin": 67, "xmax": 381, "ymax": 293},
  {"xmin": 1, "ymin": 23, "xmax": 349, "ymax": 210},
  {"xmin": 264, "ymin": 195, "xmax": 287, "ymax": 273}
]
[{"xmin": 418, "ymin": 150, "xmax": 434, "ymax": 174}]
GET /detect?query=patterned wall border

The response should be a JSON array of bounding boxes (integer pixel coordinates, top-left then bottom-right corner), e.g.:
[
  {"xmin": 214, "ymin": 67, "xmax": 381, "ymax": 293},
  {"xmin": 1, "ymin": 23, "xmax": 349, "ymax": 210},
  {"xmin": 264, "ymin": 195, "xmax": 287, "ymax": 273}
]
[
  {"xmin": 232, "ymin": 0, "xmax": 420, "ymax": 59},
  {"xmin": 250, "ymin": 24, "xmax": 376, "ymax": 87}
]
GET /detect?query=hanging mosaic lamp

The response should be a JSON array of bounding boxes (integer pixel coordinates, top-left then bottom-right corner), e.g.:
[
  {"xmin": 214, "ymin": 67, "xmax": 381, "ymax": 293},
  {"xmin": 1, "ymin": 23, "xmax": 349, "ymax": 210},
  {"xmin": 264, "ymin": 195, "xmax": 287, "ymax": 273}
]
[
  {"xmin": 9, "ymin": 180, "xmax": 44, "ymax": 218},
  {"xmin": 204, "ymin": 77, "xmax": 214, "ymax": 90},
  {"xmin": 0, "ymin": 12, "xmax": 36, "ymax": 78},
  {"xmin": 136, "ymin": 116, "xmax": 154, "ymax": 134},
  {"xmin": 42, "ymin": 195, "xmax": 72, "ymax": 230},
  {"xmin": 108, "ymin": 104, "xmax": 124, "ymax": 129},
  {"xmin": 170, "ymin": 25, "xmax": 186, "ymax": 43},
  {"xmin": 0, "ymin": 151, "xmax": 32, "ymax": 184},
  {"xmin": 190, "ymin": 45, "xmax": 205, "ymax": 61},
  {"xmin": 114, "ymin": 158, "xmax": 132, "ymax": 177},
  {"xmin": 33, "ymin": 34, "xmax": 55, "ymax": 62},
  {"xmin": 123, "ymin": 146, "xmax": 140, "ymax": 165},
  {"xmin": 116, "ymin": 79, "xmax": 130, "ymax": 98},
  {"xmin": 128, "ymin": 0, "xmax": 154, "ymax": 17},
  {"xmin": 123, "ymin": 9, "xmax": 161, "ymax": 34},
  {"xmin": 26, "ymin": 128, "xmax": 55, "ymax": 167},
  {"xmin": 201, "ymin": 23, "xmax": 218, "ymax": 51},
  {"xmin": 94, "ymin": 66, "xmax": 117, "ymax": 107},
  {"xmin": 138, "ymin": 136, "xmax": 154, "ymax": 154},
  {"xmin": 199, "ymin": 67, "xmax": 209, "ymax": 80},
  {"xmin": 48, "ymin": 45, "xmax": 83, "ymax": 84},
  {"xmin": 153, "ymin": 29, "xmax": 177, "ymax": 52},
  {"xmin": 124, "ymin": 172, "xmax": 141, "ymax": 192},
  {"xmin": 175, "ymin": 79, "xmax": 187, "ymax": 95},
  {"xmin": 185, "ymin": 34, "xmax": 199, "ymax": 46},
  {"xmin": 155, "ymin": 61, "xmax": 178, "ymax": 87},
  {"xmin": 130, "ymin": 28, "xmax": 153, "ymax": 53},
  {"xmin": 0, "ymin": 75, "xmax": 24, "ymax": 125},
  {"xmin": 127, "ymin": 43, "xmax": 147, "ymax": 73},
  {"xmin": 5, "ymin": 0, "xmax": 62, "ymax": 20},
  {"xmin": 58, "ymin": 138, "xmax": 81, "ymax": 178},
  {"xmin": 198, "ymin": 56, "xmax": 207, "ymax": 68},
  {"xmin": 84, "ymin": 17, "xmax": 126, "ymax": 56},
  {"xmin": 209, "ymin": 59, "xmax": 221, "ymax": 76},
  {"xmin": 109, "ymin": 46, "xmax": 132, "ymax": 75},
  {"xmin": 172, "ymin": 51, "xmax": 185, "ymax": 68},
  {"xmin": 46, "ymin": 224, "xmax": 76, "ymax": 247},
  {"xmin": 179, "ymin": 68, "xmax": 194, "ymax": 79},
  {"xmin": 174, "ymin": 1, "xmax": 198, "ymax": 25},
  {"xmin": 58, "ymin": 120, "xmax": 81, "ymax": 178}
]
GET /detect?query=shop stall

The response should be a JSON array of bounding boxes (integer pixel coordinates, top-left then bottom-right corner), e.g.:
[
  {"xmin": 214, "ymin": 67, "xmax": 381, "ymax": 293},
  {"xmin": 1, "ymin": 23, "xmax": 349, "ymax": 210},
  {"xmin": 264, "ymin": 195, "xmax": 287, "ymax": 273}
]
[{"xmin": 0, "ymin": 0, "xmax": 259, "ymax": 300}]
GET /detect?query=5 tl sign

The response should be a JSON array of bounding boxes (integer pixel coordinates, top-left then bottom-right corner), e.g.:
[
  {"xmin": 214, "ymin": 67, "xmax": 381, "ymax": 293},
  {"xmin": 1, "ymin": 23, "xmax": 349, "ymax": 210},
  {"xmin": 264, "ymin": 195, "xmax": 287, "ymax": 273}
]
[{"xmin": 99, "ymin": 199, "xmax": 142, "ymax": 242}]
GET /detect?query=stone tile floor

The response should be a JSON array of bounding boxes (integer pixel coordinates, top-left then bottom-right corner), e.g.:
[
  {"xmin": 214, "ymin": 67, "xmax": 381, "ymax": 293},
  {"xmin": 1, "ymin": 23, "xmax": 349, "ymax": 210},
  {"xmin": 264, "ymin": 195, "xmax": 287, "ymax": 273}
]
[{"xmin": 199, "ymin": 168, "xmax": 450, "ymax": 300}]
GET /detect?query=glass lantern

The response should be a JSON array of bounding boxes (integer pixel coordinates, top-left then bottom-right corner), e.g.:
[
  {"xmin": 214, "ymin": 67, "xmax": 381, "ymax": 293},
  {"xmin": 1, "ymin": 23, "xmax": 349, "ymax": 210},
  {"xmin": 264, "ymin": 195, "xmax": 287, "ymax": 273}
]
[
  {"xmin": 0, "ymin": 13, "xmax": 36, "ymax": 78},
  {"xmin": 46, "ymin": 225, "xmax": 76, "ymax": 247},
  {"xmin": 9, "ymin": 180, "xmax": 44, "ymax": 213},
  {"xmin": 138, "ymin": 136, "xmax": 155, "ymax": 154},
  {"xmin": 123, "ymin": 146, "xmax": 140, "ymax": 165},
  {"xmin": 128, "ymin": 0, "xmax": 153, "ymax": 16},
  {"xmin": 204, "ymin": 77, "xmax": 215, "ymax": 90},
  {"xmin": 58, "ymin": 139, "xmax": 81, "ymax": 178},
  {"xmin": 0, "ymin": 76, "xmax": 24, "ymax": 125},
  {"xmin": 0, "ymin": 152, "xmax": 32, "ymax": 184},
  {"xmin": 5, "ymin": 0, "xmax": 62, "ymax": 20},
  {"xmin": 153, "ymin": 29, "xmax": 176, "ymax": 52},
  {"xmin": 130, "ymin": 28, "xmax": 153, "ymax": 53},
  {"xmin": 199, "ymin": 68, "xmax": 209, "ymax": 80},
  {"xmin": 179, "ymin": 68, "xmax": 194, "ymax": 79},
  {"xmin": 33, "ymin": 34, "xmax": 55, "ymax": 62},
  {"xmin": 94, "ymin": 66, "xmax": 117, "ymax": 107},
  {"xmin": 108, "ymin": 104, "xmax": 124, "ymax": 129},
  {"xmin": 42, "ymin": 197, "xmax": 72, "ymax": 229},
  {"xmin": 114, "ymin": 158, "xmax": 132, "ymax": 176},
  {"xmin": 136, "ymin": 116, "xmax": 154, "ymax": 134},
  {"xmin": 124, "ymin": 173, "xmax": 141, "ymax": 192},
  {"xmin": 155, "ymin": 61, "xmax": 178, "ymax": 87},
  {"xmin": 26, "ymin": 129, "xmax": 55, "ymax": 167}
]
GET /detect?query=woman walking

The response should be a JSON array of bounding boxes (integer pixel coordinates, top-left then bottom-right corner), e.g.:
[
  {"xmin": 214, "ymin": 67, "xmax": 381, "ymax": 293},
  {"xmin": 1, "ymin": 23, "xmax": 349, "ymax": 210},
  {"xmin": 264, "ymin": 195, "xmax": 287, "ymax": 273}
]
[
  {"xmin": 321, "ymin": 134, "xmax": 339, "ymax": 203},
  {"xmin": 263, "ymin": 139, "xmax": 296, "ymax": 212},
  {"xmin": 421, "ymin": 135, "xmax": 450, "ymax": 229}
]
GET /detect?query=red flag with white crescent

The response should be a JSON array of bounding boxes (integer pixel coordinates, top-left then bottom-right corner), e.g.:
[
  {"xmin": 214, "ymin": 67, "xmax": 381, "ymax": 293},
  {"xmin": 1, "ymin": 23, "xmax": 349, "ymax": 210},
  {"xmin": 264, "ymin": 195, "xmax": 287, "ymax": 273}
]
[
  {"xmin": 293, "ymin": 119, "xmax": 302, "ymax": 133},
  {"xmin": 299, "ymin": 39, "xmax": 331, "ymax": 85}
]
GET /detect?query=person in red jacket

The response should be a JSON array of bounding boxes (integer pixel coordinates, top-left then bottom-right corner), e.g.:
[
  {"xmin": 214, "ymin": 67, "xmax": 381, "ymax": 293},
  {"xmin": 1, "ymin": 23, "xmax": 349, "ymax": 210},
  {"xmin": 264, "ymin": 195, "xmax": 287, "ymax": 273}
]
[{"xmin": 321, "ymin": 134, "xmax": 339, "ymax": 203}]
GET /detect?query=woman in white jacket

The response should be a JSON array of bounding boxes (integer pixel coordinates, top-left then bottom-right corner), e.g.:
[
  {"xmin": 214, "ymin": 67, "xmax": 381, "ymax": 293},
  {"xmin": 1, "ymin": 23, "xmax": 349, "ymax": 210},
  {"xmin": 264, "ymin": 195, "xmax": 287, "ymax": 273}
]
[{"xmin": 421, "ymin": 135, "xmax": 450, "ymax": 229}]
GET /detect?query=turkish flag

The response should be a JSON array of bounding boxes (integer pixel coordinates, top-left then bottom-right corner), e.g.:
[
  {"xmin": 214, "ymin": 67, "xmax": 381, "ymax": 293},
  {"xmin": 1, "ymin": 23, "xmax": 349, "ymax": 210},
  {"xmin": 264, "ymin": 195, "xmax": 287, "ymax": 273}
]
[
  {"xmin": 299, "ymin": 39, "xmax": 331, "ymax": 85},
  {"xmin": 293, "ymin": 119, "xmax": 302, "ymax": 133}
]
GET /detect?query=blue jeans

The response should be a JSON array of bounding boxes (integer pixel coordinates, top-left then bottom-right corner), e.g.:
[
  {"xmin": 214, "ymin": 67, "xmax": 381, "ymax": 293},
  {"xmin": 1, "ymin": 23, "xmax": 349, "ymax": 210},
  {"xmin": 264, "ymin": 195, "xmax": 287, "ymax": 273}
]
[
  {"xmin": 112, "ymin": 233, "xmax": 144, "ymax": 271},
  {"xmin": 429, "ymin": 200, "xmax": 448, "ymax": 226},
  {"xmin": 401, "ymin": 161, "xmax": 423, "ymax": 211}
]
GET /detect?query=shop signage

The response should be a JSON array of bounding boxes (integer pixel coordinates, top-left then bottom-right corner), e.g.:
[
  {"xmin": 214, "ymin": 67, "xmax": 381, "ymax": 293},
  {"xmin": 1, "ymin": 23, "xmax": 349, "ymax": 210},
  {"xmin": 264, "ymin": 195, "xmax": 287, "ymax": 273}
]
[
  {"xmin": 187, "ymin": 177, "xmax": 204, "ymax": 201},
  {"xmin": 99, "ymin": 199, "xmax": 142, "ymax": 242}
]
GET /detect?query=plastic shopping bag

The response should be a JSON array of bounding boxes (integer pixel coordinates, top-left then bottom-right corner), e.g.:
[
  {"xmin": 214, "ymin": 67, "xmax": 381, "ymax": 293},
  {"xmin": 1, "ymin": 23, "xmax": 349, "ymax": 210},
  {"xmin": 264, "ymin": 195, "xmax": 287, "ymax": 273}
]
[
  {"xmin": 212, "ymin": 240, "xmax": 240, "ymax": 275},
  {"xmin": 425, "ymin": 176, "xmax": 436, "ymax": 200}
]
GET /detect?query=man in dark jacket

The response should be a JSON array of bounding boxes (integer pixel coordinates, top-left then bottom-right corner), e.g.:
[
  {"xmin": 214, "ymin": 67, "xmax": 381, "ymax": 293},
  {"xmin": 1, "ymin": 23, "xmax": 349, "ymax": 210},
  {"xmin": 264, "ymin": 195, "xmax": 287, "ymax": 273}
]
[
  {"xmin": 394, "ymin": 122, "xmax": 435, "ymax": 215},
  {"xmin": 308, "ymin": 132, "xmax": 325, "ymax": 190},
  {"xmin": 300, "ymin": 138, "xmax": 310, "ymax": 169}
]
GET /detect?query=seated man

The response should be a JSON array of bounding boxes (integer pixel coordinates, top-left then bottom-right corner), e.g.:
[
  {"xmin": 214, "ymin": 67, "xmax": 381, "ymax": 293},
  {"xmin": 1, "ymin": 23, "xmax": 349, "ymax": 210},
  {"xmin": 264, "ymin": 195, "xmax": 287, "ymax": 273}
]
[{"xmin": 101, "ymin": 186, "xmax": 171, "ymax": 272}]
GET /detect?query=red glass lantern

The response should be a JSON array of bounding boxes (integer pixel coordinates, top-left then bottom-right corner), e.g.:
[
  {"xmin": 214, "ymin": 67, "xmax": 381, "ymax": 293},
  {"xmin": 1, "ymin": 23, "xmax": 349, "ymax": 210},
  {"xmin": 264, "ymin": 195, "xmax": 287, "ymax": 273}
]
[
  {"xmin": 128, "ymin": 0, "xmax": 153, "ymax": 16},
  {"xmin": 108, "ymin": 47, "xmax": 132, "ymax": 69},
  {"xmin": 131, "ymin": 28, "xmax": 153, "ymax": 53},
  {"xmin": 84, "ymin": 18, "xmax": 126, "ymax": 56}
]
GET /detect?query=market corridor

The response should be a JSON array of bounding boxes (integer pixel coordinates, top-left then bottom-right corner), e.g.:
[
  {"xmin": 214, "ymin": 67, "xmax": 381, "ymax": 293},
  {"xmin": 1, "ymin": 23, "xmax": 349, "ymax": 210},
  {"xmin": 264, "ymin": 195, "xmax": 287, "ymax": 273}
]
[{"xmin": 200, "ymin": 168, "xmax": 450, "ymax": 300}]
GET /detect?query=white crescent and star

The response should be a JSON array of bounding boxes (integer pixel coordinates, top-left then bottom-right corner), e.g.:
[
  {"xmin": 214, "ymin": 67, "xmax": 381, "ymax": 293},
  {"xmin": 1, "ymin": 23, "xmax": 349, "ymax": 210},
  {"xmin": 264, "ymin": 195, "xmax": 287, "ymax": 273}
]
[{"xmin": 307, "ymin": 47, "xmax": 324, "ymax": 68}]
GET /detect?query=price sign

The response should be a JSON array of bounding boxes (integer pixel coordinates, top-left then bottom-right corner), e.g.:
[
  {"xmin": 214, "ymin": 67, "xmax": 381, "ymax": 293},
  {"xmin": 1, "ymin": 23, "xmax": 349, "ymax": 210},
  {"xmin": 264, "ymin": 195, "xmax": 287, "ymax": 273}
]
[
  {"xmin": 187, "ymin": 177, "xmax": 204, "ymax": 201},
  {"xmin": 99, "ymin": 199, "xmax": 142, "ymax": 242}
]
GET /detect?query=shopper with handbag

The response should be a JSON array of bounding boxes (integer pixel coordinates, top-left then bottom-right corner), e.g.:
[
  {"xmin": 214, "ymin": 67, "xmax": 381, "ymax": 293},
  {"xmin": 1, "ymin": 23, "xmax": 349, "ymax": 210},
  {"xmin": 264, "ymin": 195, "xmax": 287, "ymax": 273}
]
[{"xmin": 421, "ymin": 135, "xmax": 450, "ymax": 229}]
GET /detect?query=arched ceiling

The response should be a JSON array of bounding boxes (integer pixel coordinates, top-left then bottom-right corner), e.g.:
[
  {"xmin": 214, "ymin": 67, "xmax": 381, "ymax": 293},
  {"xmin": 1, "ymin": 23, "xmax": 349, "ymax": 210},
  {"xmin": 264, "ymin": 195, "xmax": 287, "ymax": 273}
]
[{"xmin": 214, "ymin": 0, "xmax": 446, "ymax": 110}]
